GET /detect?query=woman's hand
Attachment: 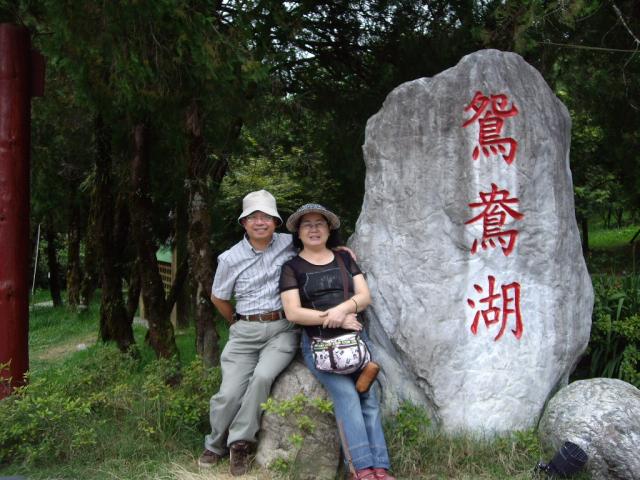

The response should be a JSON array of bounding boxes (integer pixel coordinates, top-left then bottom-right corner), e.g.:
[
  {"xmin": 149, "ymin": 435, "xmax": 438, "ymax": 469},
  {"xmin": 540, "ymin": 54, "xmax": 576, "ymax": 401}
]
[
  {"xmin": 342, "ymin": 313, "xmax": 363, "ymax": 331},
  {"xmin": 320, "ymin": 305, "xmax": 350, "ymax": 328}
]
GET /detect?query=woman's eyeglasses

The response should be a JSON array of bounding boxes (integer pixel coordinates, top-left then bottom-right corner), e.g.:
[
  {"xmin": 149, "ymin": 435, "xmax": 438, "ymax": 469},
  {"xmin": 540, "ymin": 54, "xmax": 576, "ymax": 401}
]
[{"xmin": 299, "ymin": 220, "xmax": 328, "ymax": 230}]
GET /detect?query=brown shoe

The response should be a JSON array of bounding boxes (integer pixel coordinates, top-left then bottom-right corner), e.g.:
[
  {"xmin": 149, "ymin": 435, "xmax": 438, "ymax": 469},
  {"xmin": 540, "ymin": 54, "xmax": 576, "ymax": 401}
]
[
  {"xmin": 356, "ymin": 362, "xmax": 380, "ymax": 393},
  {"xmin": 229, "ymin": 440, "xmax": 253, "ymax": 476},
  {"xmin": 198, "ymin": 449, "xmax": 224, "ymax": 468}
]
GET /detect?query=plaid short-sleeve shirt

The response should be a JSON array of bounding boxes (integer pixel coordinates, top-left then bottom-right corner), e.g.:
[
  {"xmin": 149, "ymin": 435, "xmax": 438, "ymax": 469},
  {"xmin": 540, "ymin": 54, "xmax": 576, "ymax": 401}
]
[{"xmin": 211, "ymin": 232, "xmax": 296, "ymax": 316}]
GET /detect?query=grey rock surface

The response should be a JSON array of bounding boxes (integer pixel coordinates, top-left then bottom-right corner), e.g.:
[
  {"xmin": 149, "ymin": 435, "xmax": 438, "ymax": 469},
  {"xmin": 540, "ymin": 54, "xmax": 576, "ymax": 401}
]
[
  {"xmin": 256, "ymin": 357, "xmax": 340, "ymax": 479},
  {"xmin": 539, "ymin": 378, "xmax": 640, "ymax": 480},
  {"xmin": 350, "ymin": 49, "xmax": 593, "ymax": 433}
]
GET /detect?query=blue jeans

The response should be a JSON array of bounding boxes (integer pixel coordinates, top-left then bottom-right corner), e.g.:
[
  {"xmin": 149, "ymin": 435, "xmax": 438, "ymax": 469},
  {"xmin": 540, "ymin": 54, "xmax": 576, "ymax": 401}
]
[{"xmin": 301, "ymin": 331, "xmax": 390, "ymax": 470}]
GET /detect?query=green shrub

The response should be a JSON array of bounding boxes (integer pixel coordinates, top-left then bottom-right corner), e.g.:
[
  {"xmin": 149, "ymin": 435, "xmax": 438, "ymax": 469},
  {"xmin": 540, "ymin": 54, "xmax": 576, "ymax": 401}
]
[
  {"xmin": 133, "ymin": 357, "xmax": 221, "ymax": 439},
  {"xmin": 389, "ymin": 401, "xmax": 431, "ymax": 445},
  {"xmin": 0, "ymin": 386, "xmax": 96, "ymax": 464},
  {"xmin": 585, "ymin": 274, "xmax": 640, "ymax": 387},
  {"xmin": 0, "ymin": 343, "xmax": 220, "ymax": 467},
  {"xmin": 383, "ymin": 401, "xmax": 432, "ymax": 474}
]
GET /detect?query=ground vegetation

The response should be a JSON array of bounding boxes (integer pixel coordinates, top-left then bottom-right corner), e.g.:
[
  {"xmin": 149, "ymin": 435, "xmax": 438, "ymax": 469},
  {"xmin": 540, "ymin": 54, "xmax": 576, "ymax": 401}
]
[{"xmin": 0, "ymin": 297, "xmax": 592, "ymax": 479}]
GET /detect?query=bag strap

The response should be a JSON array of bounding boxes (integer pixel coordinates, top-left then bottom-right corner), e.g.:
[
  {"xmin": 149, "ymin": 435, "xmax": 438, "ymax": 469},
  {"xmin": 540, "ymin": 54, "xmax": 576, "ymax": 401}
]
[
  {"xmin": 335, "ymin": 251, "xmax": 368, "ymax": 325},
  {"xmin": 334, "ymin": 251, "xmax": 350, "ymax": 301}
]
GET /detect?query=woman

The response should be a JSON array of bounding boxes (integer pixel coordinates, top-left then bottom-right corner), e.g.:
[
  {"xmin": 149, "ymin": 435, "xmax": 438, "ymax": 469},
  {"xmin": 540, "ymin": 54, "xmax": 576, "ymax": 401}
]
[{"xmin": 279, "ymin": 203, "xmax": 395, "ymax": 480}]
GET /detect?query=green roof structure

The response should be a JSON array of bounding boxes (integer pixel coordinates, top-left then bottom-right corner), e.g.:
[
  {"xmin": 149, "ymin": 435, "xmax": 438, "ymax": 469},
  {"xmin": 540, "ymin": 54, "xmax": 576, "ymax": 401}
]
[{"xmin": 156, "ymin": 246, "xmax": 172, "ymax": 264}]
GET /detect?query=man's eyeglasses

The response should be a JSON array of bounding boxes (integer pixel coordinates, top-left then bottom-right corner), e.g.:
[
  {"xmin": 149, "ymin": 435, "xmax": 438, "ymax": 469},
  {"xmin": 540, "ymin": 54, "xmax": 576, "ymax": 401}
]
[
  {"xmin": 245, "ymin": 213, "xmax": 275, "ymax": 223},
  {"xmin": 299, "ymin": 220, "xmax": 328, "ymax": 230}
]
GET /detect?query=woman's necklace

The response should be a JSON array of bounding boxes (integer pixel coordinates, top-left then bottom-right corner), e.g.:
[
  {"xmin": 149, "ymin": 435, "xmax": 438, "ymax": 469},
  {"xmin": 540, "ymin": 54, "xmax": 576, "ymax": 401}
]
[{"xmin": 300, "ymin": 248, "xmax": 334, "ymax": 265}]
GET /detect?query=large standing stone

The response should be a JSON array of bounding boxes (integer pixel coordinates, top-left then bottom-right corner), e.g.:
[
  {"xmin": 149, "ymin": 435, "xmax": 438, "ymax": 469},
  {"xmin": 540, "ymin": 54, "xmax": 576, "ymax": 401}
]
[
  {"xmin": 539, "ymin": 378, "xmax": 640, "ymax": 480},
  {"xmin": 350, "ymin": 49, "xmax": 593, "ymax": 433},
  {"xmin": 256, "ymin": 357, "xmax": 340, "ymax": 479}
]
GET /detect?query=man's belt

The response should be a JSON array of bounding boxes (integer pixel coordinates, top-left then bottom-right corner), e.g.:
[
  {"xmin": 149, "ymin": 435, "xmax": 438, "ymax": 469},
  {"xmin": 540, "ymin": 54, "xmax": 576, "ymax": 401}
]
[{"xmin": 236, "ymin": 310, "xmax": 286, "ymax": 322}]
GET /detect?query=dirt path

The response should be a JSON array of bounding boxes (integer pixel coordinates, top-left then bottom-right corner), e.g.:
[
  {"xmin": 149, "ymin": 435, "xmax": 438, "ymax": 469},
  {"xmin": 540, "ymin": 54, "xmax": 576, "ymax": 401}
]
[{"xmin": 31, "ymin": 332, "xmax": 96, "ymax": 363}]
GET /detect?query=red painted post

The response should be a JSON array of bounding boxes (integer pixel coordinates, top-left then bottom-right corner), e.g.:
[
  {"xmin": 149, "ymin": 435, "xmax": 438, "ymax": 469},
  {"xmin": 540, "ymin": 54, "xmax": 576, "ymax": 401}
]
[{"xmin": 0, "ymin": 24, "xmax": 44, "ymax": 399}]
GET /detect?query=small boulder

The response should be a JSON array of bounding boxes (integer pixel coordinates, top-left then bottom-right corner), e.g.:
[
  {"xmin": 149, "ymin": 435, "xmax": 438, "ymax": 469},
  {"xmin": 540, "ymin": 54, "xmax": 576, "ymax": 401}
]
[
  {"xmin": 256, "ymin": 356, "xmax": 340, "ymax": 479},
  {"xmin": 538, "ymin": 378, "xmax": 640, "ymax": 480}
]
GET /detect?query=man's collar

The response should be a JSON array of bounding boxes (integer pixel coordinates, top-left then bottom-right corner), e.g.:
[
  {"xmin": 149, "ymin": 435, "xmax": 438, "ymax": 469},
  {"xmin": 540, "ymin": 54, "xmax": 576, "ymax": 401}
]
[{"xmin": 243, "ymin": 232, "xmax": 276, "ymax": 253}]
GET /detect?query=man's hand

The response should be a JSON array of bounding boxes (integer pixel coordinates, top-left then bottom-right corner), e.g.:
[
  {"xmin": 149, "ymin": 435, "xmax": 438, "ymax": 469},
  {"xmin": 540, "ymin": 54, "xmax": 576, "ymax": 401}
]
[
  {"xmin": 211, "ymin": 295, "xmax": 235, "ymax": 325},
  {"xmin": 333, "ymin": 245, "xmax": 357, "ymax": 262}
]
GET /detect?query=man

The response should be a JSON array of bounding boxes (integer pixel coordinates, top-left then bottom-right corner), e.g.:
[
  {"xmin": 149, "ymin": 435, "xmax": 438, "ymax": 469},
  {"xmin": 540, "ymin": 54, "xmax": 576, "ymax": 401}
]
[{"xmin": 198, "ymin": 189, "xmax": 299, "ymax": 476}]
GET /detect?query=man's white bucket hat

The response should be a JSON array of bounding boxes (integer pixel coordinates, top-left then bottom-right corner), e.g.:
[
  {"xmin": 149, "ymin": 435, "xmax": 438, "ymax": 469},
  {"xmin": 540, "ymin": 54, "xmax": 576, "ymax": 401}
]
[{"xmin": 238, "ymin": 189, "xmax": 283, "ymax": 225}]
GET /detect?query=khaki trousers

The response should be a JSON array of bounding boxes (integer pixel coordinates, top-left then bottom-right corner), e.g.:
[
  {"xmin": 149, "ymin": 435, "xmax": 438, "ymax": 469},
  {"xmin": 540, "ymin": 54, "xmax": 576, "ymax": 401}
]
[{"xmin": 204, "ymin": 319, "xmax": 299, "ymax": 454}]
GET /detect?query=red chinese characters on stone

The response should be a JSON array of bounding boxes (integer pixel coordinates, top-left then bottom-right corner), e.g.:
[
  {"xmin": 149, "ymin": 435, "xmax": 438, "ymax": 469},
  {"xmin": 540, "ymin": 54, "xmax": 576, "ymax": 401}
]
[
  {"xmin": 465, "ymin": 183, "xmax": 524, "ymax": 257},
  {"xmin": 466, "ymin": 275, "xmax": 523, "ymax": 341},
  {"xmin": 463, "ymin": 91, "xmax": 519, "ymax": 165}
]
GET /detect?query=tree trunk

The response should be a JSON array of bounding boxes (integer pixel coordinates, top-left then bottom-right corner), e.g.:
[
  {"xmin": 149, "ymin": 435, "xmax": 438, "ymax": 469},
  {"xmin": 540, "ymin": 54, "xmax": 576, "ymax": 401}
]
[
  {"xmin": 185, "ymin": 100, "xmax": 221, "ymax": 367},
  {"xmin": 174, "ymin": 196, "xmax": 191, "ymax": 328},
  {"xmin": 94, "ymin": 114, "xmax": 135, "ymax": 352},
  {"xmin": 581, "ymin": 216, "xmax": 590, "ymax": 257},
  {"xmin": 44, "ymin": 219, "xmax": 63, "ymax": 307},
  {"xmin": 80, "ymin": 211, "xmax": 98, "ymax": 306},
  {"xmin": 605, "ymin": 206, "xmax": 612, "ymax": 229},
  {"xmin": 130, "ymin": 123, "xmax": 178, "ymax": 359},
  {"xmin": 66, "ymin": 202, "xmax": 82, "ymax": 308},
  {"xmin": 615, "ymin": 207, "xmax": 624, "ymax": 229},
  {"xmin": 126, "ymin": 259, "xmax": 142, "ymax": 323},
  {"xmin": 113, "ymin": 191, "xmax": 135, "ymax": 316}
]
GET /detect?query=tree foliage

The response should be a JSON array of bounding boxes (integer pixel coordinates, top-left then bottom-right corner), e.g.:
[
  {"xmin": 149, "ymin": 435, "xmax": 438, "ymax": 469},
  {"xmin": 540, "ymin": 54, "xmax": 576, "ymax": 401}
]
[
  {"xmin": 0, "ymin": 0, "xmax": 638, "ymax": 358},
  {"xmin": 489, "ymin": 0, "xmax": 640, "ymax": 231}
]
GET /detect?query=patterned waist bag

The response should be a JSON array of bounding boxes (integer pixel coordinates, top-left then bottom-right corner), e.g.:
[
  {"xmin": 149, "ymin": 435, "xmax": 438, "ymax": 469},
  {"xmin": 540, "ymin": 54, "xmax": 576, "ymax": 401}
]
[{"xmin": 311, "ymin": 333, "xmax": 370, "ymax": 374}]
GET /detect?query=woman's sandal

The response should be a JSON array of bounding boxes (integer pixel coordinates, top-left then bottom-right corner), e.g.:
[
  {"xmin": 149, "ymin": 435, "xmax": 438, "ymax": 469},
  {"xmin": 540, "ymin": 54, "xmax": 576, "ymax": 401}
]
[
  {"xmin": 373, "ymin": 468, "xmax": 396, "ymax": 480},
  {"xmin": 351, "ymin": 468, "xmax": 377, "ymax": 480}
]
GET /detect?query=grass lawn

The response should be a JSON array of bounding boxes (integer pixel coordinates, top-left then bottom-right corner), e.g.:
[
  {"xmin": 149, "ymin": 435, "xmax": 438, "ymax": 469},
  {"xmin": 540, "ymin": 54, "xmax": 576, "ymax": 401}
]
[
  {"xmin": 582, "ymin": 224, "xmax": 640, "ymax": 275},
  {"xmin": 1, "ymin": 297, "xmax": 590, "ymax": 480},
  {"xmin": 588, "ymin": 224, "xmax": 640, "ymax": 250},
  {"xmin": 28, "ymin": 302, "xmax": 100, "ymax": 371}
]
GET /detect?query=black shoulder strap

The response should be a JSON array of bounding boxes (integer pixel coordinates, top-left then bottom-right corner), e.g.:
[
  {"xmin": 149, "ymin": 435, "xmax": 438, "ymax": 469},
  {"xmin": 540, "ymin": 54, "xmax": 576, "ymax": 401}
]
[{"xmin": 334, "ymin": 252, "xmax": 350, "ymax": 301}]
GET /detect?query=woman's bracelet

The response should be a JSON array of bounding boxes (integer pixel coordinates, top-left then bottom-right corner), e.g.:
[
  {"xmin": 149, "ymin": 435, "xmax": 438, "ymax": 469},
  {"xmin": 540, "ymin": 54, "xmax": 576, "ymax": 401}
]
[{"xmin": 351, "ymin": 297, "xmax": 359, "ymax": 313}]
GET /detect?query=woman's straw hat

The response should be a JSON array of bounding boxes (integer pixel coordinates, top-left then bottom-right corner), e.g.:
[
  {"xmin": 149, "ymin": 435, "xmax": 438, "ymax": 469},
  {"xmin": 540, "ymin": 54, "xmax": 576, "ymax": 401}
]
[{"xmin": 285, "ymin": 203, "xmax": 340, "ymax": 232}]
